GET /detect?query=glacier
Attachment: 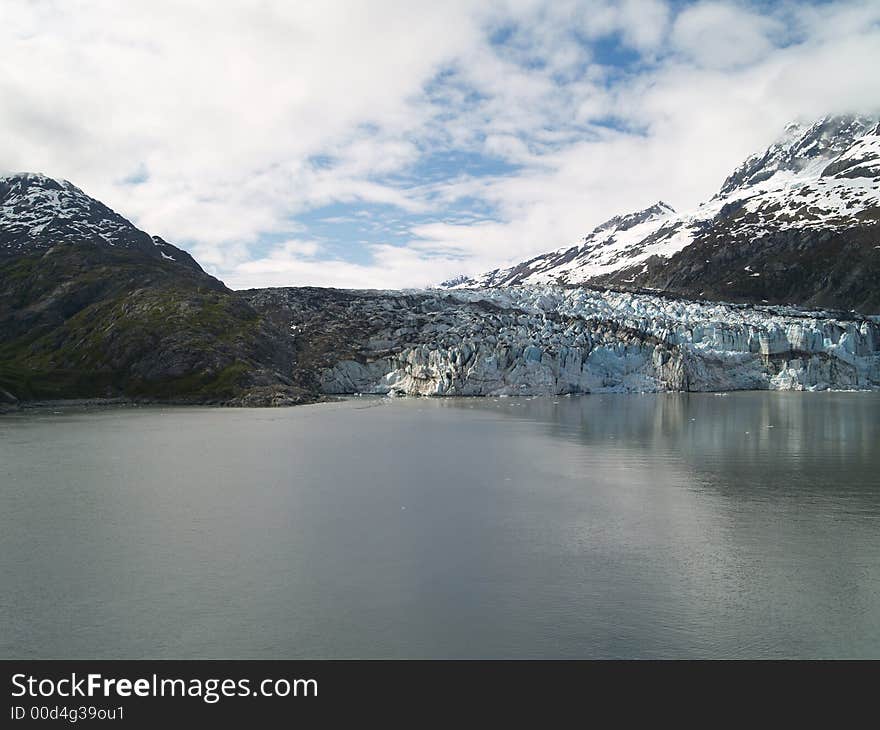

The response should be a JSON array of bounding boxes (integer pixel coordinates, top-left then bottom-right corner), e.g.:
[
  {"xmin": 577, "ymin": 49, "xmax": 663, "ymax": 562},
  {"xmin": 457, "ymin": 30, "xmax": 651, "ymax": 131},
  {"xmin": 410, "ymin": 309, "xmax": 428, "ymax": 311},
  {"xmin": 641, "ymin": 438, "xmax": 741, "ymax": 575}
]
[{"xmin": 307, "ymin": 286, "xmax": 880, "ymax": 397}]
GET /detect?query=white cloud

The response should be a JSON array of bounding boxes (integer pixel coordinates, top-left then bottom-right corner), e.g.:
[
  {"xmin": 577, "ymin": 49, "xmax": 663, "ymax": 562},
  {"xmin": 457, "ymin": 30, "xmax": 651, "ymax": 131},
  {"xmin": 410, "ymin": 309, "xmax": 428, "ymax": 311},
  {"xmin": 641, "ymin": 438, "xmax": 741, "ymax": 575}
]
[
  {"xmin": 229, "ymin": 242, "xmax": 467, "ymax": 290},
  {"xmin": 671, "ymin": 2, "xmax": 782, "ymax": 69},
  {"xmin": 0, "ymin": 0, "xmax": 480, "ymax": 237},
  {"xmin": 2, "ymin": 0, "xmax": 879, "ymax": 289},
  {"xmin": 617, "ymin": 0, "xmax": 671, "ymax": 51}
]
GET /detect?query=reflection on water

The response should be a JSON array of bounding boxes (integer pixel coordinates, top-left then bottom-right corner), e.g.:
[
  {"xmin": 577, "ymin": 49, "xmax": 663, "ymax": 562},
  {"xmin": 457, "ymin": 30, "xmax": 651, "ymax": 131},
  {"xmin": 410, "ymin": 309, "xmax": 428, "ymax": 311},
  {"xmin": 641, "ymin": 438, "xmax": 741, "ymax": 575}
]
[
  {"xmin": 1, "ymin": 392, "xmax": 879, "ymax": 658},
  {"xmin": 457, "ymin": 391, "xmax": 879, "ymax": 495}
]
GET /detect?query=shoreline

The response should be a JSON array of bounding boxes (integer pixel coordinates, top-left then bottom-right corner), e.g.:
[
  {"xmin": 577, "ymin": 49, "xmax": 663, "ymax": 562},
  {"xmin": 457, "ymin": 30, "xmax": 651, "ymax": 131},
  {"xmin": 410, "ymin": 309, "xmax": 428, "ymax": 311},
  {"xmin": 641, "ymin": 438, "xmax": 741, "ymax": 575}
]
[{"xmin": 3, "ymin": 387, "xmax": 878, "ymax": 416}]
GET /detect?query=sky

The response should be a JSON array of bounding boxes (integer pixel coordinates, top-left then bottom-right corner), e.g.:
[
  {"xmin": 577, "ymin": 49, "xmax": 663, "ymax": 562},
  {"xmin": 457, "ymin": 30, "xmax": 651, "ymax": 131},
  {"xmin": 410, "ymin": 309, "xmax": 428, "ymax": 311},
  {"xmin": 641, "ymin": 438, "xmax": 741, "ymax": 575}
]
[{"xmin": 2, "ymin": 0, "xmax": 879, "ymax": 289}]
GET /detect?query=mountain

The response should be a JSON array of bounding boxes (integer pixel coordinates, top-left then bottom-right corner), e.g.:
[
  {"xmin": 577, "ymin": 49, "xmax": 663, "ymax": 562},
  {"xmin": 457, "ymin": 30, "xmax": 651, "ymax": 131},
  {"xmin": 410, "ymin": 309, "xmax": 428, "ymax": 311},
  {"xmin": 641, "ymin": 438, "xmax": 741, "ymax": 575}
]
[
  {"xmin": 0, "ymin": 173, "xmax": 308, "ymax": 406},
  {"xmin": 445, "ymin": 115, "xmax": 880, "ymax": 313},
  {"xmin": 441, "ymin": 200, "xmax": 679, "ymax": 288},
  {"xmin": 0, "ymin": 173, "xmax": 202, "ymax": 269}
]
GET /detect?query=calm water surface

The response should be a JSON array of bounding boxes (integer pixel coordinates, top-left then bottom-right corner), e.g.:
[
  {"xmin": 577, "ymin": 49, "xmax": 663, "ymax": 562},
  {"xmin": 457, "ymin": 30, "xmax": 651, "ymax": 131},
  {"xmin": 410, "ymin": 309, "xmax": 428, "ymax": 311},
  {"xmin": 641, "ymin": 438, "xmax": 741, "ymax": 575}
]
[{"xmin": 1, "ymin": 392, "xmax": 879, "ymax": 658}]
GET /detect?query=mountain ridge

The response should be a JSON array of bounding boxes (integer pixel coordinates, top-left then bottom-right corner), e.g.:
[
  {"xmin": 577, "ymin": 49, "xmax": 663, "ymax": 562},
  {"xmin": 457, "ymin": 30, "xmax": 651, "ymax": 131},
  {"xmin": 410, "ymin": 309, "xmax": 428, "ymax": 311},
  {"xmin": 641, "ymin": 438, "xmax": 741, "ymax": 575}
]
[
  {"xmin": 0, "ymin": 173, "xmax": 204, "ymax": 271},
  {"xmin": 443, "ymin": 114, "xmax": 880, "ymax": 313}
]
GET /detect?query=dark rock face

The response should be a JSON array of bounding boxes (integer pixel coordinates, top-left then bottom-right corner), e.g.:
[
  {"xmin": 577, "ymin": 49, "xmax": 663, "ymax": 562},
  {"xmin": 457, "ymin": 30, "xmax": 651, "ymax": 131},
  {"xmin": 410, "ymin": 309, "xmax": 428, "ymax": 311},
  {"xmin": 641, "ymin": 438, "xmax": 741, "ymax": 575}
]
[
  {"xmin": 603, "ymin": 222, "xmax": 880, "ymax": 314},
  {"xmin": 243, "ymin": 286, "xmax": 438, "ymax": 393}
]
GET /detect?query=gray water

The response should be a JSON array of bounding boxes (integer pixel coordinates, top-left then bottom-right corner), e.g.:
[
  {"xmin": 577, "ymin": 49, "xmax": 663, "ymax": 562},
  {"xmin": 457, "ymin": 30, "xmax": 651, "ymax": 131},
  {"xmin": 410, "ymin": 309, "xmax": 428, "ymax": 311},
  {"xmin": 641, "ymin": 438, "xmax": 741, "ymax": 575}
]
[{"xmin": 1, "ymin": 392, "xmax": 879, "ymax": 659}]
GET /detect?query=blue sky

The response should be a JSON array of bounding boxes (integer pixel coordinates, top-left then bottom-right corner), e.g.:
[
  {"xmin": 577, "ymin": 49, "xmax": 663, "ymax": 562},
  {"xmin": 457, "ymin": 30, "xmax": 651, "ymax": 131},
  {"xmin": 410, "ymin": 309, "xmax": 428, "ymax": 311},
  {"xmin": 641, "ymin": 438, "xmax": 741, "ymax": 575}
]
[{"xmin": 2, "ymin": 0, "xmax": 879, "ymax": 288}]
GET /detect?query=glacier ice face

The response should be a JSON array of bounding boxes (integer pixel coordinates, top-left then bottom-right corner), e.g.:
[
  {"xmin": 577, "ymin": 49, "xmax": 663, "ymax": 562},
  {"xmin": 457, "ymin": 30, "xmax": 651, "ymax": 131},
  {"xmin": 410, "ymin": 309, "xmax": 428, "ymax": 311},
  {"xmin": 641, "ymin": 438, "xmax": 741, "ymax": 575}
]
[{"xmin": 308, "ymin": 286, "xmax": 880, "ymax": 397}]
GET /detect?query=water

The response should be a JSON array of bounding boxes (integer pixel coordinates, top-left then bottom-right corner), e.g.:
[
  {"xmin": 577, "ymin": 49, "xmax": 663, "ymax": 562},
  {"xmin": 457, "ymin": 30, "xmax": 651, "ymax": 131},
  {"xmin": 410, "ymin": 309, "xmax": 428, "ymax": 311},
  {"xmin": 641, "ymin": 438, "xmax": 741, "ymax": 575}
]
[{"xmin": 1, "ymin": 392, "xmax": 879, "ymax": 659}]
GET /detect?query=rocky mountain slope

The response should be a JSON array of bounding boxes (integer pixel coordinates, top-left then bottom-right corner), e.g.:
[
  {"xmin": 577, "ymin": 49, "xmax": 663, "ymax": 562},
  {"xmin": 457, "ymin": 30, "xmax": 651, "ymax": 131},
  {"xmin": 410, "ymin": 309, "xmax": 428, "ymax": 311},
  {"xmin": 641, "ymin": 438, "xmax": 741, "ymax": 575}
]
[
  {"xmin": 445, "ymin": 115, "xmax": 880, "ymax": 313},
  {"xmin": 0, "ymin": 173, "xmax": 308, "ymax": 406}
]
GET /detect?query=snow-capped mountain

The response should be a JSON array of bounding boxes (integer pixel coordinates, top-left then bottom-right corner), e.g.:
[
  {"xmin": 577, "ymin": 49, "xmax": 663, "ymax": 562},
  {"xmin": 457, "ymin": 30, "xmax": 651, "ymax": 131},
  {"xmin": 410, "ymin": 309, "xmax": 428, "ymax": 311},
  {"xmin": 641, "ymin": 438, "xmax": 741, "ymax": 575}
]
[
  {"xmin": 716, "ymin": 115, "xmax": 876, "ymax": 195},
  {"xmin": 0, "ymin": 172, "xmax": 202, "ymax": 269},
  {"xmin": 444, "ymin": 114, "xmax": 880, "ymax": 313},
  {"xmin": 442, "ymin": 200, "xmax": 680, "ymax": 288}
]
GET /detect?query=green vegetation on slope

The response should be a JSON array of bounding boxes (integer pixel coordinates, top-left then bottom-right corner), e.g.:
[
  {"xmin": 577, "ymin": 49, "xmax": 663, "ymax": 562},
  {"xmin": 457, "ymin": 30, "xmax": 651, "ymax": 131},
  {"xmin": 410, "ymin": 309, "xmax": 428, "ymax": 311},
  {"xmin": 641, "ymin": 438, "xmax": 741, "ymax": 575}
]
[{"xmin": 0, "ymin": 244, "xmax": 308, "ymax": 404}]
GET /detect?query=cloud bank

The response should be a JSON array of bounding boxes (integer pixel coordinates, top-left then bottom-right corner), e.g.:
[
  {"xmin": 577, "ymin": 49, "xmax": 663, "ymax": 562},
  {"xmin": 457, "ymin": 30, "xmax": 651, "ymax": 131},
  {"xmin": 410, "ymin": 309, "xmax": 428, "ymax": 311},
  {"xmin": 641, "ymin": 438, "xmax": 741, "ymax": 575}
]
[{"xmin": 2, "ymin": 0, "xmax": 879, "ymax": 288}]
